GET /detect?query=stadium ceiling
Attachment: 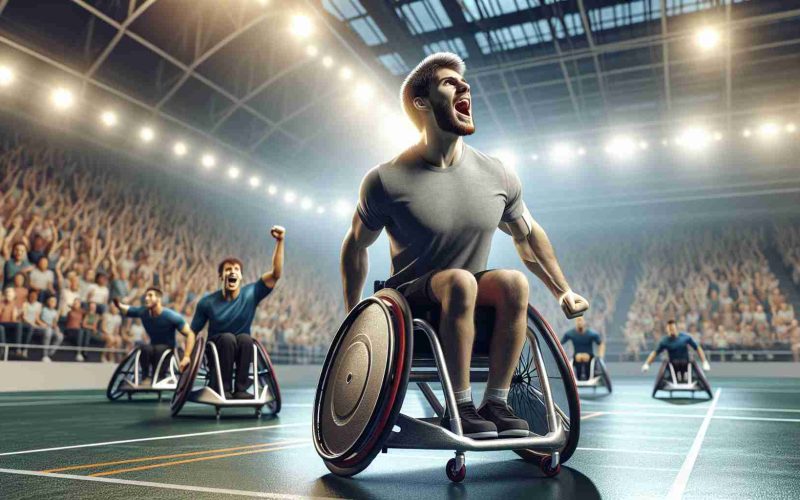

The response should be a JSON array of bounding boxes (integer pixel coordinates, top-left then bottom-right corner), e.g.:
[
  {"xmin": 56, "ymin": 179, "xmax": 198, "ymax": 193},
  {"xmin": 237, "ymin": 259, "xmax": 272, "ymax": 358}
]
[{"xmin": 0, "ymin": 0, "xmax": 798, "ymax": 167}]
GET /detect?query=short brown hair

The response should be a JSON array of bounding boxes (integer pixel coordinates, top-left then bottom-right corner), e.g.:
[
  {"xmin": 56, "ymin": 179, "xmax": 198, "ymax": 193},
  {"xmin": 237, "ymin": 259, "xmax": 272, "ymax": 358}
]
[
  {"xmin": 145, "ymin": 287, "xmax": 163, "ymax": 297},
  {"xmin": 217, "ymin": 257, "xmax": 244, "ymax": 276},
  {"xmin": 400, "ymin": 52, "xmax": 466, "ymax": 131}
]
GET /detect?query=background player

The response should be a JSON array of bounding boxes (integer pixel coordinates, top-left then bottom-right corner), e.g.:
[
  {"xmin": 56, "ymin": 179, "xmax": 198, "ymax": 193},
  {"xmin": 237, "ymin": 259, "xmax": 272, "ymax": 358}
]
[
  {"xmin": 561, "ymin": 316, "xmax": 605, "ymax": 380},
  {"xmin": 642, "ymin": 319, "xmax": 710, "ymax": 380},
  {"xmin": 190, "ymin": 226, "xmax": 284, "ymax": 400}
]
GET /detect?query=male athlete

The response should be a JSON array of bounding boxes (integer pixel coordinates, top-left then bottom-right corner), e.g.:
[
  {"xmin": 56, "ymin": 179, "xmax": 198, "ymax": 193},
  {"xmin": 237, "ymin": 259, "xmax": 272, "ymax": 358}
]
[
  {"xmin": 561, "ymin": 317, "xmax": 605, "ymax": 381},
  {"xmin": 642, "ymin": 319, "xmax": 711, "ymax": 380},
  {"xmin": 115, "ymin": 287, "xmax": 195, "ymax": 385},
  {"xmin": 342, "ymin": 53, "xmax": 588, "ymax": 439},
  {"xmin": 190, "ymin": 226, "xmax": 284, "ymax": 399}
]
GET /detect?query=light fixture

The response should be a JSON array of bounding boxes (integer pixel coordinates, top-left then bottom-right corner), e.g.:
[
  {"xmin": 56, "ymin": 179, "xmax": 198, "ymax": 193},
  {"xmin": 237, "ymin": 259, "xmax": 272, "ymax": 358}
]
[
  {"xmin": 306, "ymin": 45, "xmax": 318, "ymax": 58},
  {"xmin": 201, "ymin": 154, "xmax": 216, "ymax": 169},
  {"xmin": 322, "ymin": 56, "xmax": 334, "ymax": 68},
  {"xmin": 339, "ymin": 67, "xmax": 353, "ymax": 80},
  {"xmin": 173, "ymin": 142, "xmax": 188, "ymax": 156},
  {"xmin": 227, "ymin": 166, "xmax": 240, "ymax": 179},
  {"xmin": 0, "ymin": 66, "xmax": 14, "ymax": 87},
  {"xmin": 139, "ymin": 126, "xmax": 154, "ymax": 142},
  {"xmin": 100, "ymin": 110, "xmax": 118, "ymax": 127},
  {"xmin": 300, "ymin": 197, "xmax": 313, "ymax": 210},
  {"xmin": 284, "ymin": 191, "xmax": 297, "ymax": 204},
  {"xmin": 51, "ymin": 88, "xmax": 74, "ymax": 110},
  {"xmin": 267, "ymin": 184, "xmax": 278, "ymax": 195},
  {"xmin": 290, "ymin": 15, "xmax": 313, "ymax": 38},
  {"xmin": 695, "ymin": 27, "xmax": 720, "ymax": 50},
  {"xmin": 249, "ymin": 176, "xmax": 261, "ymax": 188}
]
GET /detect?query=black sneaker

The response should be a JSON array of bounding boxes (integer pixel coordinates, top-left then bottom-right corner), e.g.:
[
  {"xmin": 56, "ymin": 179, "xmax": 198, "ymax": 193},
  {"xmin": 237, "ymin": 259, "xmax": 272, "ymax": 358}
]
[
  {"xmin": 223, "ymin": 391, "xmax": 234, "ymax": 400},
  {"xmin": 441, "ymin": 402, "xmax": 498, "ymax": 439},
  {"xmin": 478, "ymin": 400, "xmax": 530, "ymax": 438},
  {"xmin": 232, "ymin": 391, "xmax": 254, "ymax": 400}
]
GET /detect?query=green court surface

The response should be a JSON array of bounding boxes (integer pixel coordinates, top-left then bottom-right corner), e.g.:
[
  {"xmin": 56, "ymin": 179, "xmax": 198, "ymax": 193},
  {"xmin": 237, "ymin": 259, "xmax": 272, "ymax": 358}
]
[{"xmin": 1, "ymin": 377, "xmax": 799, "ymax": 499}]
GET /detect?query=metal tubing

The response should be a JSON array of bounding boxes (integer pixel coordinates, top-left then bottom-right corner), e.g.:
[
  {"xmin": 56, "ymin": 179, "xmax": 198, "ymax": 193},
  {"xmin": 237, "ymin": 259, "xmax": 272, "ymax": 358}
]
[{"xmin": 417, "ymin": 382, "xmax": 445, "ymax": 418}]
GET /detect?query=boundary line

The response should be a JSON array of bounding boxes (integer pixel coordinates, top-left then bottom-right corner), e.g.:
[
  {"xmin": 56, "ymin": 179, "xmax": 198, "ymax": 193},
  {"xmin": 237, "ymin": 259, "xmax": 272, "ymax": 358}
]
[{"xmin": 667, "ymin": 388, "xmax": 721, "ymax": 500}]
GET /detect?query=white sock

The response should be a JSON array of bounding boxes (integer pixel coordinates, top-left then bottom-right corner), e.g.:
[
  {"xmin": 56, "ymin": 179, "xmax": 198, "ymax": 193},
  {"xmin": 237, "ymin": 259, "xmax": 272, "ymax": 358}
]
[
  {"xmin": 482, "ymin": 387, "xmax": 509, "ymax": 407},
  {"xmin": 454, "ymin": 387, "xmax": 472, "ymax": 405}
]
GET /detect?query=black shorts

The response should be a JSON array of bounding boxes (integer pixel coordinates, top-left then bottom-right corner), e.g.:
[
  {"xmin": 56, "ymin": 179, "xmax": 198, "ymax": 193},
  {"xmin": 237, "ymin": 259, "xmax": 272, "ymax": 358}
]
[{"xmin": 395, "ymin": 269, "xmax": 494, "ymax": 312}]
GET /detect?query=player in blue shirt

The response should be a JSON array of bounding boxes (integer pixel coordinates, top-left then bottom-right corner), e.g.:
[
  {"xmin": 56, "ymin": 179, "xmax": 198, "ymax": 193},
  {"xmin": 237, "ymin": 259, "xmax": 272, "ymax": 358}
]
[
  {"xmin": 642, "ymin": 319, "xmax": 710, "ymax": 381},
  {"xmin": 561, "ymin": 317, "xmax": 605, "ymax": 380},
  {"xmin": 190, "ymin": 225, "xmax": 285, "ymax": 399},
  {"xmin": 115, "ymin": 287, "xmax": 196, "ymax": 386}
]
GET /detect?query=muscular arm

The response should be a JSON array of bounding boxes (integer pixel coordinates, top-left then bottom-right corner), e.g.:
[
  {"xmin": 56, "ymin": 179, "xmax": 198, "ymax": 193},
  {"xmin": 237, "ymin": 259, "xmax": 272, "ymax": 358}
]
[
  {"xmin": 261, "ymin": 226, "xmax": 285, "ymax": 289},
  {"xmin": 341, "ymin": 212, "xmax": 381, "ymax": 312},
  {"xmin": 177, "ymin": 323, "xmax": 196, "ymax": 369},
  {"xmin": 501, "ymin": 206, "xmax": 589, "ymax": 318},
  {"xmin": 113, "ymin": 298, "xmax": 131, "ymax": 316},
  {"xmin": 695, "ymin": 345, "xmax": 708, "ymax": 364}
]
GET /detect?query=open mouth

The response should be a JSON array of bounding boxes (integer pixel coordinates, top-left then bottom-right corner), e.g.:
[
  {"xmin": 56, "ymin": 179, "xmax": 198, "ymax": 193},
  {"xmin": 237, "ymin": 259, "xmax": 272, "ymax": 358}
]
[
  {"xmin": 454, "ymin": 97, "xmax": 471, "ymax": 117},
  {"xmin": 226, "ymin": 275, "xmax": 239, "ymax": 286}
]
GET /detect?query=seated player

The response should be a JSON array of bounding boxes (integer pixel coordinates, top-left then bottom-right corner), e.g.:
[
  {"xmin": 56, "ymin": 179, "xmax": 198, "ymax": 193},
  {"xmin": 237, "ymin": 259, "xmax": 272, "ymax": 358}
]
[
  {"xmin": 561, "ymin": 317, "xmax": 605, "ymax": 381},
  {"xmin": 190, "ymin": 226, "xmax": 284, "ymax": 400},
  {"xmin": 115, "ymin": 287, "xmax": 195, "ymax": 385},
  {"xmin": 642, "ymin": 319, "xmax": 710, "ymax": 380}
]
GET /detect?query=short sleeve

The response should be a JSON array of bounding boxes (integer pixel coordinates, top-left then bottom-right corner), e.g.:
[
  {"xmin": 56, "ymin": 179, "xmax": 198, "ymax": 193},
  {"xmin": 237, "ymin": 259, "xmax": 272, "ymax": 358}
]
[
  {"xmin": 592, "ymin": 332, "xmax": 602, "ymax": 345},
  {"xmin": 501, "ymin": 164, "xmax": 525, "ymax": 222},
  {"xmin": 253, "ymin": 280, "xmax": 272, "ymax": 304},
  {"xmin": 357, "ymin": 167, "xmax": 389, "ymax": 231},
  {"xmin": 167, "ymin": 309, "xmax": 186, "ymax": 331},
  {"xmin": 686, "ymin": 335, "xmax": 698, "ymax": 350},
  {"xmin": 560, "ymin": 332, "xmax": 570, "ymax": 345},
  {"xmin": 126, "ymin": 306, "xmax": 145, "ymax": 318},
  {"xmin": 190, "ymin": 300, "xmax": 208, "ymax": 333},
  {"xmin": 656, "ymin": 339, "xmax": 667, "ymax": 354}
]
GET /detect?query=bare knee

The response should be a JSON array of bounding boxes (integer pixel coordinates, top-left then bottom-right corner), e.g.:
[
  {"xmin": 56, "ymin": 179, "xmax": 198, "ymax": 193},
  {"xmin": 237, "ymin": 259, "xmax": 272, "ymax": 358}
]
[
  {"xmin": 493, "ymin": 270, "xmax": 529, "ymax": 312},
  {"xmin": 436, "ymin": 270, "xmax": 478, "ymax": 316}
]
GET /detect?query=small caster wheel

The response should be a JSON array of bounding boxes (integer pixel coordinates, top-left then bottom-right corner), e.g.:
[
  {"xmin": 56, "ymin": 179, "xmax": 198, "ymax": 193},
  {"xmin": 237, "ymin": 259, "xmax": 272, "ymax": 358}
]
[
  {"xmin": 539, "ymin": 456, "xmax": 561, "ymax": 478},
  {"xmin": 446, "ymin": 458, "xmax": 466, "ymax": 483}
]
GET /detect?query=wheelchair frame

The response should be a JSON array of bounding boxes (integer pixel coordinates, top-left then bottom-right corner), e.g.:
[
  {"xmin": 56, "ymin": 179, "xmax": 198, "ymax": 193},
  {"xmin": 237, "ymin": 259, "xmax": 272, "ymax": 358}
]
[
  {"xmin": 652, "ymin": 358, "xmax": 712, "ymax": 399},
  {"xmin": 573, "ymin": 356, "xmax": 612, "ymax": 393},
  {"xmin": 107, "ymin": 346, "xmax": 180, "ymax": 401}
]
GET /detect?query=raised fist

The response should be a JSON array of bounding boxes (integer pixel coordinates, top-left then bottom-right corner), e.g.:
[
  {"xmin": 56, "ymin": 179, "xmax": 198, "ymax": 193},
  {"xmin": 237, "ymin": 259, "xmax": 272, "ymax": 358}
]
[{"xmin": 270, "ymin": 225, "xmax": 286, "ymax": 241}]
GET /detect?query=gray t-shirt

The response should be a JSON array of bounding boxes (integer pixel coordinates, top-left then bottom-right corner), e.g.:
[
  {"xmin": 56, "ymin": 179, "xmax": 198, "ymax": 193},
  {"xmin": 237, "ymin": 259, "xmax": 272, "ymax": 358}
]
[{"xmin": 358, "ymin": 144, "xmax": 525, "ymax": 288}]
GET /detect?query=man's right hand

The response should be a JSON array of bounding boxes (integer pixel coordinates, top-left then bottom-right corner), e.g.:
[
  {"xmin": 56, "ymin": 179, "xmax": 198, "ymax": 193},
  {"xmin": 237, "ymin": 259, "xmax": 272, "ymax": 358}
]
[
  {"xmin": 641, "ymin": 363, "xmax": 650, "ymax": 373},
  {"xmin": 559, "ymin": 289, "xmax": 589, "ymax": 319}
]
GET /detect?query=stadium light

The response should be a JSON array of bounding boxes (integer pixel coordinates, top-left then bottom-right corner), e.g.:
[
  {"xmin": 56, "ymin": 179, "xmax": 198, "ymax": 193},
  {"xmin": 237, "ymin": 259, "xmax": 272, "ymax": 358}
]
[
  {"xmin": 675, "ymin": 126, "xmax": 712, "ymax": 151},
  {"xmin": 100, "ymin": 110, "xmax": 118, "ymax": 127},
  {"xmin": 300, "ymin": 197, "xmax": 313, "ymax": 210},
  {"xmin": 290, "ymin": 15, "xmax": 313, "ymax": 38},
  {"xmin": 604, "ymin": 135, "xmax": 637, "ymax": 160},
  {"xmin": 227, "ymin": 166, "xmax": 240, "ymax": 179},
  {"xmin": 549, "ymin": 142, "xmax": 575, "ymax": 164},
  {"xmin": 322, "ymin": 56, "xmax": 334, "ymax": 69},
  {"xmin": 695, "ymin": 27, "xmax": 720, "ymax": 50},
  {"xmin": 493, "ymin": 150, "xmax": 518, "ymax": 170},
  {"xmin": 334, "ymin": 199, "xmax": 351, "ymax": 217},
  {"xmin": 316, "ymin": 206, "xmax": 326, "ymax": 214},
  {"xmin": 51, "ymin": 87, "xmax": 74, "ymax": 110},
  {"xmin": 742, "ymin": 128, "xmax": 752, "ymax": 138},
  {"xmin": 306, "ymin": 45, "xmax": 319, "ymax": 58},
  {"xmin": 0, "ymin": 66, "xmax": 14, "ymax": 87},
  {"xmin": 787, "ymin": 123, "xmax": 797, "ymax": 133},
  {"xmin": 382, "ymin": 114, "xmax": 419, "ymax": 148},
  {"xmin": 355, "ymin": 82, "xmax": 374, "ymax": 101},
  {"xmin": 139, "ymin": 126, "xmax": 154, "ymax": 142},
  {"xmin": 248, "ymin": 176, "xmax": 261, "ymax": 188},
  {"xmin": 638, "ymin": 140, "xmax": 648, "ymax": 150},
  {"xmin": 713, "ymin": 131, "xmax": 723, "ymax": 141},
  {"xmin": 530, "ymin": 153, "xmax": 539, "ymax": 161},
  {"xmin": 339, "ymin": 67, "xmax": 353, "ymax": 80},
  {"xmin": 577, "ymin": 147, "xmax": 586, "ymax": 156},
  {"xmin": 758, "ymin": 122, "xmax": 780, "ymax": 139},
  {"xmin": 173, "ymin": 141, "xmax": 188, "ymax": 156},
  {"xmin": 284, "ymin": 191, "xmax": 297, "ymax": 204},
  {"xmin": 267, "ymin": 184, "xmax": 278, "ymax": 195},
  {"xmin": 201, "ymin": 153, "xmax": 216, "ymax": 169}
]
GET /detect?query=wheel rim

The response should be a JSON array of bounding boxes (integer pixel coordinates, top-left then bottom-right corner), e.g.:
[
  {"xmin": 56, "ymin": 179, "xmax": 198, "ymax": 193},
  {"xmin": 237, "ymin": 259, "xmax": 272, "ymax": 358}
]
[
  {"xmin": 171, "ymin": 334, "xmax": 206, "ymax": 415},
  {"xmin": 107, "ymin": 350, "xmax": 138, "ymax": 400}
]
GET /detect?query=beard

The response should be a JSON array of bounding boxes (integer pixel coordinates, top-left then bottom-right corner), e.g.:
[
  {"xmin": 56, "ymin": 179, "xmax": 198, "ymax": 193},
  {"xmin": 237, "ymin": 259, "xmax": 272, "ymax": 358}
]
[{"xmin": 431, "ymin": 99, "xmax": 475, "ymax": 136}]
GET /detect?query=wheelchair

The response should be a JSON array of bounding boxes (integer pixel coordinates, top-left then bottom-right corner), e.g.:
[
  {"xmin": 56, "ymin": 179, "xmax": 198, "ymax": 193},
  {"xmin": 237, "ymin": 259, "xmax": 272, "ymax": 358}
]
[
  {"xmin": 313, "ymin": 284, "xmax": 580, "ymax": 483},
  {"xmin": 573, "ymin": 355, "xmax": 612, "ymax": 394},
  {"xmin": 651, "ymin": 358, "xmax": 712, "ymax": 399},
  {"xmin": 170, "ymin": 333, "xmax": 281, "ymax": 419},
  {"xmin": 107, "ymin": 345, "xmax": 181, "ymax": 401}
]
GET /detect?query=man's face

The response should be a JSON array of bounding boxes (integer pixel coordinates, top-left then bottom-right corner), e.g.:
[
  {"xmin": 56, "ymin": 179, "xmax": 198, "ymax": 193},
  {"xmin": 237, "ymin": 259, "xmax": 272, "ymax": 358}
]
[
  {"xmin": 37, "ymin": 257, "xmax": 48, "ymax": 271},
  {"xmin": 144, "ymin": 290, "xmax": 160, "ymax": 309},
  {"xmin": 46, "ymin": 297, "xmax": 57, "ymax": 309},
  {"xmin": 13, "ymin": 244, "xmax": 26, "ymax": 261},
  {"xmin": 425, "ymin": 68, "xmax": 474, "ymax": 136},
  {"xmin": 27, "ymin": 290, "xmax": 37, "ymax": 303},
  {"xmin": 4, "ymin": 288, "xmax": 15, "ymax": 302},
  {"xmin": 13, "ymin": 274, "xmax": 24, "ymax": 287},
  {"xmin": 666, "ymin": 323, "xmax": 678, "ymax": 337},
  {"xmin": 220, "ymin": 263, "xmax": 242, "ymax": 293}
]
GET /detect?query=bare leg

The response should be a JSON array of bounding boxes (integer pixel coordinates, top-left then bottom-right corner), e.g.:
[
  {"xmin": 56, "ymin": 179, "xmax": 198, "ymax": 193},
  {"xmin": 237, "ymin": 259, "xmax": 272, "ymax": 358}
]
[
  {"xmin": 475, "ymin": 270, "xmax": 529, "ymax": 391},
  {"xmin": 429, "ymin": 270, "xmax": 478, "ymax": 392}
]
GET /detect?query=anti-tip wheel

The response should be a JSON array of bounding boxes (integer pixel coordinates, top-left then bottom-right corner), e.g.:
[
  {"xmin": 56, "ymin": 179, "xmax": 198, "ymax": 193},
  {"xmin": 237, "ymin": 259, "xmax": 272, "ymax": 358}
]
[
  {"xmin": 446, "ymin": 458, "xmax": 466, "ymax": 483},
  {"xmin": 539, "ymin": 456, "xmax": 561, "ymax": 478}
]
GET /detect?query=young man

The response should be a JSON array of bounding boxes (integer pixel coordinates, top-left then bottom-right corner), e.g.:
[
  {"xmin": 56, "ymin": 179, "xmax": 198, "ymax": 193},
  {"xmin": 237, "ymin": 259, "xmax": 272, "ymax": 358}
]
[
  {"xmin": 100, "ymin": 302, "xmax": 123, "ymax": 363},
  {"xmin": 20, "ymin": 289, "xmax": 42, "ymax": 358},
  {"xmin": 0, "ymin": 287, "xmax": 23, "ymax": 353},
  {"xmin": 190, "ymin": 226, "xmax": 285, "ymax": 400},
  {"xmin": 642, "ymin": 319, "xmax": 711, "ymax": 380},
  {"xmin": 115, "ymin": 288, "xmax": 195, "ymax": 385},
  {"xmin": 342, "ymin": 53, "xmax": 589, "ymax": 439},
  {"xmin": 561, "ymin": 317, "xmax": 605, "ymax": 380},
  {"xmin": 28, "ymin": 256, "xmax": 55, "ymax": 301},
  {"xmin": 39, "ymin": 295, "xmax": 63, "ymax": 362},
  {"xmin": 3, "ymin": 242, "xmax": 32, "ymax": 288},
  {"xmin": 64, "ymin": 298, "xmax": 86, "ymax": 361}
]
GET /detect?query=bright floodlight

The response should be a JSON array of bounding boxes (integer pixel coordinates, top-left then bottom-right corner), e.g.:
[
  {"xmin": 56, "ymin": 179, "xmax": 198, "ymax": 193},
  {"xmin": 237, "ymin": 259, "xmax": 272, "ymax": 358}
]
[
  {"xmin": 173, "ymin": 141, "xmax": 188, "ymax": 156},
  {"xmin": 695, "ymin": 27, "xmax": 720, "ymax": 50},
  {"xmin": 306, "ymin": 45, "xmax": 319, "ymax": 58},
  {"xmin": 787, "ymin": 123, "xmax": 797, "ymax": 133},
  {"xmin": 284, "ymin": 191, "xmax": 297, "ymax": 204},
  {"xmin": 322, "ymin": 56, "xmax": 334, "ymax": 69},
  {"xmin": 290, "ymin": 15, "xmax": 313, "ymax": 38},
  {"xmin": 201, "ymin": 153, "xmax": 216, "ymax": 169},
  {"xmin": 758, "ymin": 122, "xmax": 780, "ymax": 138},
  {"xmin": 675, "ymin": 126, "xmax": 712, "ymax": 151},
  {"xmin": 493, "ymin": 150, "xmax": 518, "ymax": 170},
  {"xmin": 248, "ymin": 176, "xmax": 261, "ymax": 188},
  {"xmin": 530, "ymin": 153, "xmax": 539, "ymax": 161},
  {"xmin": 340, "ymin": 67, "xmax": 353, "ymax": 80},
  {"xmin": 300, "ymin": 197, "xmax": 313, "ymax": 210},
  {"xmin": 604, "ymin": 135, "xmax": 637, "ymax": 160},
  {"xmin": 577, "ymin": 147, "xmax": 586, "ymax": 156},
  {"xmin": 100, "ymin": 110, "xmax": 118, "ymax": 127},
  {"xmin": 549, "ymin": 143, "xmax": 575, "ymax": 163},
  {"xmin": 742, "ymin": 128, "xmax": 752, "ymax": 138},
  {"xmin": 639, "ymin": 140, "xmax": 648, "ymax": 150},
  {"xmin": 355, "ymin": 82, "xmax": 374, "ymax": 100},
  {"xmin": 713, "ymin": 132, "xmax": 723, "ymax": 141},
  {"xmin": 334, "ymin": 199, "xmax": 351, "ymax": 217},
  {"xmin": 139, "ymin": 126, "xmax": 154, "ymax": 142},
  {"xmin": 267, "ymin": 184, "xmax": 278, "ymax": 195},
  {"xmin": 227, "ymin": 166, "xmax": 240, "ymax": 179},
  {"xmin": 0, "ymin": 66, "xmax": 14, "ymax": 87},
  {"xmin": 51, "ymin": 88, "xmax": 74, "ymax": 110},
  {"xmin": 382, "ymin": 114, "xmax": 420, "ymax": 149},
  {"xmin": 316, "ymin": 206, "xmax": 326, "ymax": 214}
]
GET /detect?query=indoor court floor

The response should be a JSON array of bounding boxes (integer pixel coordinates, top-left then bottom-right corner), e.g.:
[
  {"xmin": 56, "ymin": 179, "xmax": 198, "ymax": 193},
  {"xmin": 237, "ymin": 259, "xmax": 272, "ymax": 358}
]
[{"xmin": 1, "ymin": 377, "xmax": 799, "ymax": 499}]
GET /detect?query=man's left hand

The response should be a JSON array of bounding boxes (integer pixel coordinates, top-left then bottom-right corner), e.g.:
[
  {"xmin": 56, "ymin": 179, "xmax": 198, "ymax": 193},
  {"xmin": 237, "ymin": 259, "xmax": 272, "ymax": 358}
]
[
  {"xmin": 702, "ymin": 360, "xmax": 711, "ymax": 371},
  {"xmin": 559, "ymin": 290, "xmax": 589, "ymax": 319},
  {"xmin": 180, "ymin": 356, "xmax": 191, "ymax": 371},
  {"xmin": 270, "ymin": 225, "xmax": 286, "ymax": 241}
]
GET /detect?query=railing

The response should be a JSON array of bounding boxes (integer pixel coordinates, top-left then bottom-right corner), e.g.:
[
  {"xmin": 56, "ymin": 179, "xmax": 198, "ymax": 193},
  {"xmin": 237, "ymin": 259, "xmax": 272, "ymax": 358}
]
[
  {"xmin": 0, "ymin": 343, "xmax": 127, "ymax": 362},
  {"xmin": 620, "ymin": 349, "xmax": 796, "ymax": 362}
]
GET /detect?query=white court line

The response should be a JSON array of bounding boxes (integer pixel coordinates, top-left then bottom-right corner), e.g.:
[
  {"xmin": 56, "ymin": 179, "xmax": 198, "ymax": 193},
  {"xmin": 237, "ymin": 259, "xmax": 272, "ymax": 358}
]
[
  {"xmin": 597, "ymin": 464, "xmax": 680, "ymax": 474},
  {"xmin": 0, "ymin": 468, "xmax": 331, "ymax": 499},
  {"xmin": 578, "ymin": 447, "xmax": 683, "ymax": 456},
  {"xmin": 667, "ymin": 388, "xmax": 721, "ymax": 500},
  {"xmin": 0, "ymin": 398, "xmax": 107, "ymax": 408},
  {"xmin": 582, "ymin": 400, "xmax": 800, "ymax": 414},
  {"xmin": 0, "ymin": 422, "xmax": 308, "ymax": 457},
  {"xmin": 595, "ymin": 410, "xmax": 800, "ymax": 423},
  {"xmin": 280, "ymin": 404, "xmax": 313, "ymax": 408},
  {"xmin": 0, "ymin": 395, "xmax": 107, "ymax": 401}
]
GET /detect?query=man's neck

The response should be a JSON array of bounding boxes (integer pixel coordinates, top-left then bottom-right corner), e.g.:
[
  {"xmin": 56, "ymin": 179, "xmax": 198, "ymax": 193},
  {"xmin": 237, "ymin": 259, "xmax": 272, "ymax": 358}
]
[
  {"xmin": 149, "ymin": 304, "xmax": 163, "ymax": 316},
  {"xmin": 223, "ymin": 288, "xmax": 241, "ymax": 301},
  {"xmin": 418, "ymin": 128, "xmax": 463, "ymax": 168}
]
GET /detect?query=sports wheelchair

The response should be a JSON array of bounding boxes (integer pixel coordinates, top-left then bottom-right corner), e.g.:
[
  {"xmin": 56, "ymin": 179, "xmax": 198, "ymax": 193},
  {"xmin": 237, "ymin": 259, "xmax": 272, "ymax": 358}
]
[
  {"xmin": 313, "ymin": 284, "xmax": 580, "ymax": 483},
  {"xmin": 170, "ymin": 333, "xmax": 281, "ymax": 419},
  {"xmin": 652, "ymin": 358, "xmax": 712, "ymax": 399},
  {"xmin": 107, "ymin": 346, "xmax": 181, "ymax": 401},
  {"xmin": 573, "ymin": 355, "xmax": 612, "ymax": 394}
]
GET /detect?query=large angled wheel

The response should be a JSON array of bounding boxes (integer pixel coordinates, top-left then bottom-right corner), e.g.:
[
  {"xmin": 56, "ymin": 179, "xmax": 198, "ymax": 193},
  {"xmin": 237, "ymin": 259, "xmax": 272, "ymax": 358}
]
[
  {"xmin": 690, "ymin": 359, "xmax": 713, "ymax": 399},
  {"xmin": 106, "ymin": 348, "xmax": 140, "ymax": 401},
  {"xmin": 509, "ymin": 305, "xmax": 580, "ymax": 465},
  {"xmin": 313, "ymin": 289, "xmax": 412, "ymax": 477},
  {"xmin": 652, "ymin": 360, "xmax": 669, "ymax": 398},
  {"xmin": 255, "ymin": 340, "xmax": 281, "ymax": 415},
  {"xmin": 171, "ymin": 334, "xmax": 207, "ymax": 417},
  {"xmin": 597, "ymin": 357, "xmax": 613, "ymax": 393}
]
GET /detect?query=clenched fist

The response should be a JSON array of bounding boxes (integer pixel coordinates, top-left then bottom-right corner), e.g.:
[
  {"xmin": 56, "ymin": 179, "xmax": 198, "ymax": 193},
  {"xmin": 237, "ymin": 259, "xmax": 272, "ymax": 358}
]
[{"xmin": 270, "ymin": 225, "xmax": 286, "ymax": 241}]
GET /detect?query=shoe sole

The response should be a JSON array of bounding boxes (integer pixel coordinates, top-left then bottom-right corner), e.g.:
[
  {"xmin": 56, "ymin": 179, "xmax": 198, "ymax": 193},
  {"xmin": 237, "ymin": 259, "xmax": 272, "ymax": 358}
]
[
  {"xmin": 464, "ymin": 431, "xmax": 499, "ymax": 440},
  {"xmin": 498, "ymin": 429, "xmax": 530, "ymax": 438}
]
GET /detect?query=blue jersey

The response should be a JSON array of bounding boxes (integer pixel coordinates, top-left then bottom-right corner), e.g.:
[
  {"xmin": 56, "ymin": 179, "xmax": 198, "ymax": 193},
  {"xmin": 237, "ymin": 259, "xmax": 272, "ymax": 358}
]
[
  {"xmin": 561, "ymin": 329, "xmax": 602, "ymax": 355},
  {"xmin": 190, "ymin": 280, "xmax": 272, "ymax": 337},
  {"xmin": 656, "ymin": 333, "xmax": 698, "ymax": 361},
  {"xmin": 125, "ymin": 306, "xmax": 186, "ymax": 347}
]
